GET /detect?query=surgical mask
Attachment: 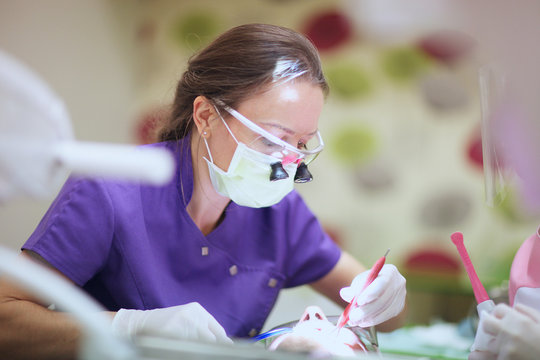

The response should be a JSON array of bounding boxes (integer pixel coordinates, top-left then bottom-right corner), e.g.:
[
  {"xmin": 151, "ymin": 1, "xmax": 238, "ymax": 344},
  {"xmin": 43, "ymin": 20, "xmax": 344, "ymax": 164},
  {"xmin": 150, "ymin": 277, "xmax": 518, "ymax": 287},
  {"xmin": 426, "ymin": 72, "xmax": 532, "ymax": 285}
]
[{"xmin": 203, "ymin": 118, "xmax": 297, "ymax": 208}]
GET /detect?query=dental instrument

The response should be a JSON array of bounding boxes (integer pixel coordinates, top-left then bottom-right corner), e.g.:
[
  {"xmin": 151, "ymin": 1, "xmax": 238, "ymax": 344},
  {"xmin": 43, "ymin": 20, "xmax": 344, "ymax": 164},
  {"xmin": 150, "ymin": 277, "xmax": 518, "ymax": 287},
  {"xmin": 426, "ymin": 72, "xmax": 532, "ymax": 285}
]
[
  {"xmin": 0, "ymin": 49, "xmax": 174, "ymax": 359},
  {"xmin": 336, "ymin": 249, "xmax": 391, "ymax": 331},
  {"xmin": 0, "ymin": 49, "xmax": 175, "ymax": 201},
  {"xmin": 450, "ymin": 231, "xmax": 491, "ymax": 305},
  {"xmin": 0, "ymin": 246, "xmax": 135, "ymax": 360},
  {"xmin": 450, "ymin": 231, "xmax": 495, "ymax": 330}
]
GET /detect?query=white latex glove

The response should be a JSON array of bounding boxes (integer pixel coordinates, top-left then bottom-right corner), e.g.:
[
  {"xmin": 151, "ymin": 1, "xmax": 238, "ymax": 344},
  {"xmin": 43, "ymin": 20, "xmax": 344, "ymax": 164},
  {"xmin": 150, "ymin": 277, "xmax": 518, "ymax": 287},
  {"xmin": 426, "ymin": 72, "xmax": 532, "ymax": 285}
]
[
  {"xmin": 111, "ymin": 302, "xmax": 233, "ymax": 344},
  {"xmin": 469, "ymin": 300, "xmax": 497, "ymax": 355},
  {"xmin": 469, "ymin": 303, "xmax": 540, "ymax": 360},
  {"xmin": 339, "ymin": 264, "xmax": 406, "ymax": 327}
]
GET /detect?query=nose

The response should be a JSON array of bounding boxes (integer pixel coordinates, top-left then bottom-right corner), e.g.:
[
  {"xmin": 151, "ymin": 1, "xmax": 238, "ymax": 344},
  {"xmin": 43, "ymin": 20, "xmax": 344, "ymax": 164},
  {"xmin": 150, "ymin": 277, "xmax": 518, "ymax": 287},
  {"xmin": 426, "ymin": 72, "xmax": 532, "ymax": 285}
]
[{"xmin": 299, "ymin": 305, "xmax": 327, "ymax": 323}]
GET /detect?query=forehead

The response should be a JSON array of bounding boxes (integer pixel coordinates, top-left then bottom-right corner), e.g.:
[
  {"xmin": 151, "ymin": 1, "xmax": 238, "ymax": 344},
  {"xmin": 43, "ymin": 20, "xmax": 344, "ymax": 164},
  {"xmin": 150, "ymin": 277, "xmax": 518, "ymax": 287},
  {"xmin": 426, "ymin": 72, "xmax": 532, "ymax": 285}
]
[{"xmin": 234, "ymin": 81, "xmax": 324, "ymax": 134}]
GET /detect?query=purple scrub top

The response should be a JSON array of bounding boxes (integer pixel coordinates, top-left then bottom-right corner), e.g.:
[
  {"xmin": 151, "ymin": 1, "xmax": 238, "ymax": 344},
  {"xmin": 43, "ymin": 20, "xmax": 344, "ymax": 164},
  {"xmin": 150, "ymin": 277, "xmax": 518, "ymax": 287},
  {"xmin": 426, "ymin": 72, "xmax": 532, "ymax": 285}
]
[{"xmin": 23, "ymin": 138, "xmax": 341, "ymax": 338}]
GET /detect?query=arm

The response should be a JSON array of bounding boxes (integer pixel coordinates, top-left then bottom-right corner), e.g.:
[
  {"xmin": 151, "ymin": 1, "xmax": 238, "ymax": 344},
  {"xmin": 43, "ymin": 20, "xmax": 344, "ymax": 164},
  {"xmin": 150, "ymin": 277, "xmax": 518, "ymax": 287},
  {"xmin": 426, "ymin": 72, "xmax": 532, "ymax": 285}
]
[
  {"xmin": 0, "ymin": 251, "xmax": 81, "ymax": 360},
  {"xmin": 310, "ymin": 251, "xmax": 408, "ymax": 332}
]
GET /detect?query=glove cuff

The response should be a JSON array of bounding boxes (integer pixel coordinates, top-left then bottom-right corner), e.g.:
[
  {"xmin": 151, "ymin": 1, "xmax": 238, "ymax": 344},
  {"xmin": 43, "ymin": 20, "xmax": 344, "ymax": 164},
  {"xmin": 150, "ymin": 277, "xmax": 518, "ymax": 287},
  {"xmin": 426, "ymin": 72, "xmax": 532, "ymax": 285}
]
[{"xmin": 111, "ymin": 308, "xmax": 142, "ymax": 338}]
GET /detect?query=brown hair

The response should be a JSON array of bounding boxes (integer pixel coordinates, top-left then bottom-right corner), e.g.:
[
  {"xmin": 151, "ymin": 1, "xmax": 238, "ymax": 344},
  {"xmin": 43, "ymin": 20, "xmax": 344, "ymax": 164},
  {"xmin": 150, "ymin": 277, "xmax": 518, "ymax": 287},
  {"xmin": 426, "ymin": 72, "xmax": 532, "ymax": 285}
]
[{"xmin": 158, "ymin": 23, "xmax": 328, "ymax": 142}]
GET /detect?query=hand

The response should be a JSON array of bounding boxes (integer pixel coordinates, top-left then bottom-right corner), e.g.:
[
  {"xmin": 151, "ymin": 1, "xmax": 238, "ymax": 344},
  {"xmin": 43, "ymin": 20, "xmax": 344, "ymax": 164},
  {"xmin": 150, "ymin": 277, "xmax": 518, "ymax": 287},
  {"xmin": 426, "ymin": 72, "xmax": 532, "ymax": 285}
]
[
  {"xmin": 469, "ymin": 303, "xmax": 540, "ymax": 360},
  {"xmin": 111, "ymin": 302, "xmax": 233, "ymax": 344},
  {"xmin": 469, "ymin": 301, "xmax": 498, "ymax": 357},
  {"xmin": 339, "ymin": 264, "xmax": 406, "ymax": 327}
]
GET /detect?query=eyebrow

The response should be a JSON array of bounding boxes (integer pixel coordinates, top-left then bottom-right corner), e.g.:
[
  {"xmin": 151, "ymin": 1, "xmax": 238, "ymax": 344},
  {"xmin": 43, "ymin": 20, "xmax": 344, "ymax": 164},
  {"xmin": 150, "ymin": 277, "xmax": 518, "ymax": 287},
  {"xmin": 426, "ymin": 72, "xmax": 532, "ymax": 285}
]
[{"xmin": 261, "ymin": 121, "xmax": 318, "ymax": 137}]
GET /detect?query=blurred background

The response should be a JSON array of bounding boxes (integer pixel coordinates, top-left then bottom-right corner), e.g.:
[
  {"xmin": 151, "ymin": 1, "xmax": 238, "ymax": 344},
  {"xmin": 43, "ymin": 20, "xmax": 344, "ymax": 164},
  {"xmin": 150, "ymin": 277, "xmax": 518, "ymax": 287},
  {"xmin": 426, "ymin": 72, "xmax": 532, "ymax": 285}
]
[{"xmin": 1, "ymin": 0, "xmax": 538, "ymax": 346}]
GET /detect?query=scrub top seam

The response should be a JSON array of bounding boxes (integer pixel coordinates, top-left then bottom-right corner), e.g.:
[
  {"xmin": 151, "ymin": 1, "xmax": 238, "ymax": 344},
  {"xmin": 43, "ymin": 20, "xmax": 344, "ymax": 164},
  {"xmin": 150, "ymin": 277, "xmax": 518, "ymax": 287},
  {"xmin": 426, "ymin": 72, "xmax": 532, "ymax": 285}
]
[
  {"xmin": 101, "ymin": 180, "xmax": 148, "ymax": 310},
  {"xmin": 36, "ymin": 179, "xmax": 85, "ymax": 242},
  {"xmin": 113, "ymin": 233, "xmax": 148, "ymax": 309}
]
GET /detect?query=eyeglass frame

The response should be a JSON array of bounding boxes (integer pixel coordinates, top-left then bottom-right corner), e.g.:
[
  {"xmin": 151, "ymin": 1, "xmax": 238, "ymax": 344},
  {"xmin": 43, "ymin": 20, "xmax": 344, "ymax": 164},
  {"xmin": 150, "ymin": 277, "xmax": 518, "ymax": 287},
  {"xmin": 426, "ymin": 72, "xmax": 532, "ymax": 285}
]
[{"xmin": 212, "ymin": 99, "xmax": 325, "ymax": 165}]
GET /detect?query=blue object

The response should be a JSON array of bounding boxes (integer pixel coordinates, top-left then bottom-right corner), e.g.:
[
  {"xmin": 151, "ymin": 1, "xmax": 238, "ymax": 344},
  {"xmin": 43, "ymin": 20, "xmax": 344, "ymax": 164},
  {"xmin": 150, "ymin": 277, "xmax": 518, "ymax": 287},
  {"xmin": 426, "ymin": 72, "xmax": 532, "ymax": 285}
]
[{"xmin": 252, "ymin": 327, "xmax": 293, "ymax": 342}]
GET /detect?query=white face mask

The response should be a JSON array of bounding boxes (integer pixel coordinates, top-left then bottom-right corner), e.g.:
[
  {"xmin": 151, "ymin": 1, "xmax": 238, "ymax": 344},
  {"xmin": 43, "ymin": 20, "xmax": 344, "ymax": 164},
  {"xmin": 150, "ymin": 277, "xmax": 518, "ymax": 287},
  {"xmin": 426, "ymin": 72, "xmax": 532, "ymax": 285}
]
[{"xmin": 203, "ymin": 120, "xmax": 297, "ymax": 208}]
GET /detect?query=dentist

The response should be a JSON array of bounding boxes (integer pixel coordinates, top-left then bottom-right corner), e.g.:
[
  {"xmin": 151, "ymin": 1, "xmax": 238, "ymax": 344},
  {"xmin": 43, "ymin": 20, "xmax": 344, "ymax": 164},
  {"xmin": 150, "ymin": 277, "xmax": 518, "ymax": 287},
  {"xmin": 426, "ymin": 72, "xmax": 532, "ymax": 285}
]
[{"xmin": 0, "ymin": 23, "xmax": 406, "ymax": 359}]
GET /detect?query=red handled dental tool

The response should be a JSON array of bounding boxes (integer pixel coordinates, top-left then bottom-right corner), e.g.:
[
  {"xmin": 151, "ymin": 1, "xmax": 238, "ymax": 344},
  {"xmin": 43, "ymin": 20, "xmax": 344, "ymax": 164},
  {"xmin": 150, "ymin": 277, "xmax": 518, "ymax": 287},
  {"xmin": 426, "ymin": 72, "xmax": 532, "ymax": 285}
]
[{"xmin": 336, "ymin": 249, "xmax": 390, "ymax": 331}]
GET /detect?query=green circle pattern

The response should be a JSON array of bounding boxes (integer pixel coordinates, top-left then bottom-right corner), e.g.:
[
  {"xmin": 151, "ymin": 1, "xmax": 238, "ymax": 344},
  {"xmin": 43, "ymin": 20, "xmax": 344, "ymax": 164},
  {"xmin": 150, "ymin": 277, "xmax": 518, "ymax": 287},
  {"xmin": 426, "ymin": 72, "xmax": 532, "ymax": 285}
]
[
  {"xmin": 380, "ymin": 47, "xmax": 431, "ymax": 83},
  {"xmin": 325, "ymin": 64, "xmax": 372, "ymax": 100},
  {"xmin": 171, "ymin": 11, "xmax": 221, "ymax": 51},
  {"xmin": 329, "ymin": 125, "xmax": 378, "ymax": 166}
]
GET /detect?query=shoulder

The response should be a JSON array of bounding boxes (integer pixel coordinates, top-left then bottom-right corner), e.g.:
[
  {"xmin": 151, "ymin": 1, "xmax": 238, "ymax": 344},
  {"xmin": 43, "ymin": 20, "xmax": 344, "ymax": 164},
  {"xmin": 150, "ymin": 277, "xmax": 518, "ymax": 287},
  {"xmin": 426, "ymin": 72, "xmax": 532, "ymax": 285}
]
[{"xmin": 100, "ymin": 140, "xmax": 182, "ymax": 193}]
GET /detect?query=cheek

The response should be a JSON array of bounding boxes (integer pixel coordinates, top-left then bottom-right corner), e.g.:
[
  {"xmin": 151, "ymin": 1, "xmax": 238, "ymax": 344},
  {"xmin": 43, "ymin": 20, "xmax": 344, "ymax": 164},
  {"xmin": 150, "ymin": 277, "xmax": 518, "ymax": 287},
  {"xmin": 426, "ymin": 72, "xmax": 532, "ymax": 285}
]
[{"xmin": 207, "ymin": 125, "xmax": 238, "ymax": 171}]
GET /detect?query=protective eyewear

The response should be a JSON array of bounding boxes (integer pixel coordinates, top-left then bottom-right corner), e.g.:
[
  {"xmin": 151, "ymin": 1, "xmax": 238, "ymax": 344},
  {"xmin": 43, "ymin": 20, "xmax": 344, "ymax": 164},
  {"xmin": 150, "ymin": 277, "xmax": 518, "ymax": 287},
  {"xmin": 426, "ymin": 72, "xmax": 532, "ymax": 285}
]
[{"xmin": 214, "ymin": 100, "xmax": 324, "ymax": 183}]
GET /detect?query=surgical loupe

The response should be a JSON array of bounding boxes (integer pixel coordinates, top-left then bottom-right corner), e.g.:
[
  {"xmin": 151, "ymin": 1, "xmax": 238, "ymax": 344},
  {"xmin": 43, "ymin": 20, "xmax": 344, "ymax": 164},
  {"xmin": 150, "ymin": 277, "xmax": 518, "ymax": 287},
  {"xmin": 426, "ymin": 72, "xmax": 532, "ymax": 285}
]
[{"xmin": 269, "ymin": 161, "xmax": 313, "ymax": 182}]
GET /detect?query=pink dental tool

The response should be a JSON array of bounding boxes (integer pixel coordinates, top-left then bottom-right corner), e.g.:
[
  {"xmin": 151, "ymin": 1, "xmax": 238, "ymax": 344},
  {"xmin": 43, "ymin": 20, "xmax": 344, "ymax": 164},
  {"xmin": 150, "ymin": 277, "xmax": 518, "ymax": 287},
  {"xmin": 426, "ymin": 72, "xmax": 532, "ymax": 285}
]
[
  {"xmin": 450, "ymin": 231, "xmax": 495, "ymax": 351},
  {"xmin": 450, "ymin": 231, "xmax": 490, "ymax": 303},
  {"xmin": 450, "ymin": 231, "xmax": 495, "ymax": 316}
]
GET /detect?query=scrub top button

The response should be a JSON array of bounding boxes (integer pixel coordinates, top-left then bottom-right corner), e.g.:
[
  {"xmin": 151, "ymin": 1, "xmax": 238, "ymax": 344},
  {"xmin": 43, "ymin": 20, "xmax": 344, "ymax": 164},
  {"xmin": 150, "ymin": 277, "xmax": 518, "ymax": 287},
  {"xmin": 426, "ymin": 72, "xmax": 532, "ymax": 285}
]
[
  {"xmin": 229, "ymin": 265, "xmax": 238, "ymax": 276},
  {"xmin": 249, "ymin": 328, "xmax": 257, "ymax": 337},
  {"xmin": 268, "ymin": 278, "xmax": 278, "ymax": 288},
  {"xmin": 201, "ymin": 246, "xmax": 209, "ymax": 256}
]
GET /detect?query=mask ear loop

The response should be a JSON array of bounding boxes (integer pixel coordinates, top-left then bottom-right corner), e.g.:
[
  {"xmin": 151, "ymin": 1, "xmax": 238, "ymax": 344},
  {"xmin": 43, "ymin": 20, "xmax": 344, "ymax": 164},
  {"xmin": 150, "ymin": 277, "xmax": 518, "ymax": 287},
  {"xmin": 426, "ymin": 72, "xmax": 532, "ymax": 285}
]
[
  {"xmin": 203, "ymin": 105, "xmax": 241, "ymax": 165},
  {"xmin": 203, "ymin": 137, "xmax": 214, "ymax": 164},
  {"xmin": 214, "ymin": 105, "xmax": 240, "ymax": 144}
]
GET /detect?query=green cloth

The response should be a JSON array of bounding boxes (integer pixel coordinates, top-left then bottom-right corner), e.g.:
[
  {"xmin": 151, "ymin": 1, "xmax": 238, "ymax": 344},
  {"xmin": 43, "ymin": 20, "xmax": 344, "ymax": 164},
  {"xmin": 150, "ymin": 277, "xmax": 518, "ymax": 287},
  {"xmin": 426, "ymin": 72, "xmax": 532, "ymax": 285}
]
[{"xmin": 378, "ymin": 322, "xmax": 473, "ymax": 360}]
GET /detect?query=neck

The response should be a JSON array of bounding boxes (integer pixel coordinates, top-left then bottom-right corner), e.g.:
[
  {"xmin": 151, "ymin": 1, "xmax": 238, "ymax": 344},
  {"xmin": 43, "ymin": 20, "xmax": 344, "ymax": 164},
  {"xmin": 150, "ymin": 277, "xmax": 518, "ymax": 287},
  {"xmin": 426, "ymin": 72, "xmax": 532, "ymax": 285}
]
[{"xmin": 187, "ymin": 133, "xmax": 230, "ymax": 235}]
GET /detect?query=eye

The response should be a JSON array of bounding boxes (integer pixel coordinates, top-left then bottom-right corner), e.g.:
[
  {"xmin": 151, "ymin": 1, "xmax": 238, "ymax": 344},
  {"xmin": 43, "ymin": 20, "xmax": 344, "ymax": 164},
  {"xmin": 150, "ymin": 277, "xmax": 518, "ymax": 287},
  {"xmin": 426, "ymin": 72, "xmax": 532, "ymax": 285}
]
[{"xmin": 259, "ymin": 137, "xmax": 281, "ymax": 149}]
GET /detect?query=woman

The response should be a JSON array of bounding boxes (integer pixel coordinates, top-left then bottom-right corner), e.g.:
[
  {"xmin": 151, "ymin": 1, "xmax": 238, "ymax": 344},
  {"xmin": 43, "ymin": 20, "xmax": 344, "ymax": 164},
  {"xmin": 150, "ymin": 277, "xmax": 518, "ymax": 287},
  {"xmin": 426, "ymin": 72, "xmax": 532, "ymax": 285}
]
[{"xmin": 0, "ymin": 23, "xmax": 406, "ymax": 359}]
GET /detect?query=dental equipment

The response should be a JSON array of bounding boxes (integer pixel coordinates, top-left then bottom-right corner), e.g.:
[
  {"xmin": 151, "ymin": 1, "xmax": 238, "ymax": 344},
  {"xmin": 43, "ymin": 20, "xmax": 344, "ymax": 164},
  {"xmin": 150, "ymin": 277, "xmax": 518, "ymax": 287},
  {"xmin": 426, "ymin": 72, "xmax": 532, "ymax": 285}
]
[
  {"xmin": 450, "ymin": 231, "xmax": 495, "ymax": 320},
  {"xmin": 0, "ymin": 49, "xmax": 175, "ymax": 359},
  {"xmin": 336, "ymin": 249, "xmax": 390, "ymax": 331},
  {"xmin": 0, "ymin": 246, "xmax": 135, "ymax": 360},
  {"xmin": 450, "ymin": 232, "xmax": 492, "ymax": 304},
  {"xmin": 0, "ymin": 49, "xmax": 175, "ymax": 201}
]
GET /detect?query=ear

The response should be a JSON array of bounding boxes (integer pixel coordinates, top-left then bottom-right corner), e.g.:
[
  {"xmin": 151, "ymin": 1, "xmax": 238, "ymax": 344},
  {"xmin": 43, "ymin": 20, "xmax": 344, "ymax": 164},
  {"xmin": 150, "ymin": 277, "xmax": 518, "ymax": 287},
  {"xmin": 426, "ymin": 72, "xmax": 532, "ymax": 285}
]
[{"xmin": 192, "ymin": 96, "xmax": 217, "ymax": 138}]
